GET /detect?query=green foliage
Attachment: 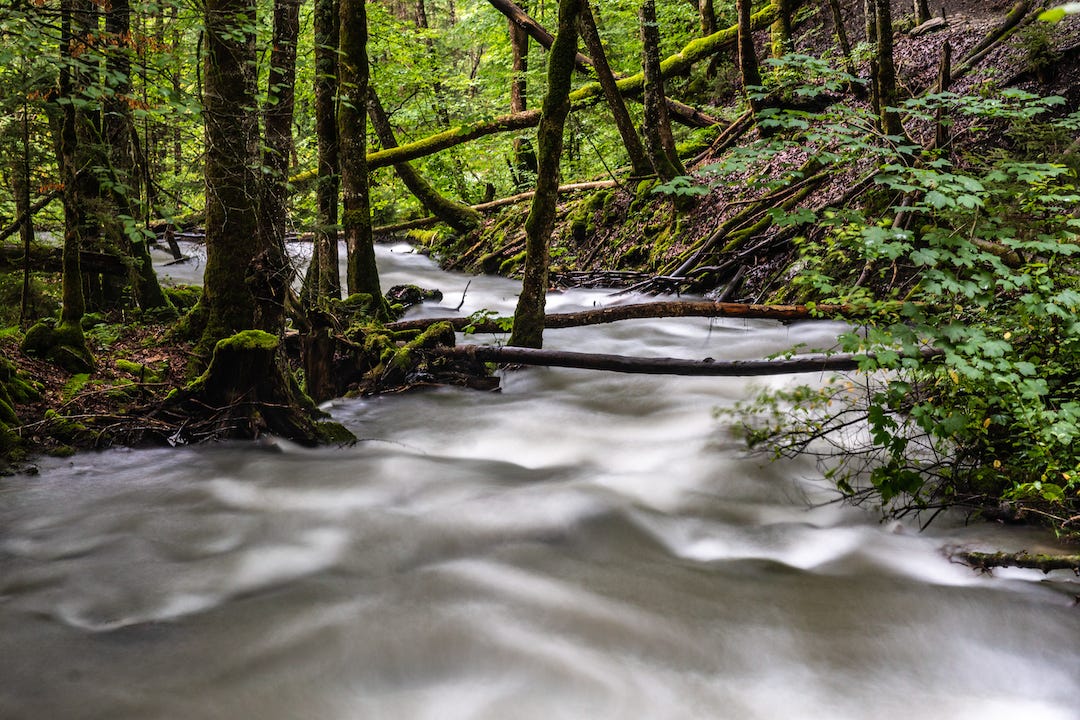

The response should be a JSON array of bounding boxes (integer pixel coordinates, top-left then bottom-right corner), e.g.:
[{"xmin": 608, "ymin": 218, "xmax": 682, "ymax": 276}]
[{"xmin": 716, "ymin": 61, "xmax": 1080, "ymax": 529}]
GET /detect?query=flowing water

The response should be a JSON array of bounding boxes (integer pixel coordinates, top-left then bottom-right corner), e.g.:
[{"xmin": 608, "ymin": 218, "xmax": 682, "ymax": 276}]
[{"xmin": 1, "ymin": 244, "xmax": 1077, "ymax": 719}]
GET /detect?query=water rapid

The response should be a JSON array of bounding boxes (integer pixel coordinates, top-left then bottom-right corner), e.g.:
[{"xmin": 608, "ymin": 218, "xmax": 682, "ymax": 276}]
[{"xmin": 1, "ymin": 244, "xmax": 1077, "ymax": 719}]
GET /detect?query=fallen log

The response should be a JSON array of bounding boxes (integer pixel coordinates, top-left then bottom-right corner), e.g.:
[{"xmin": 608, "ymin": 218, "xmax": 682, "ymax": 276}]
[
  {"xmin": 433, "ymin": 344, "xmax": 926, "ymax": 376},
  {"xmin": 954, "ymin": 550, "xmax": 1080, "ymax": 573},
  {"xmin": 290, "ymin": 6, "xmax": 774, "ymax": 183},
  {"xmin": 386, "ymin": 300, "xmax": 892, "ymax": 334},
  {"xmin": 372, "ymin": 180, "xmax": 620, "ymax": 235}
]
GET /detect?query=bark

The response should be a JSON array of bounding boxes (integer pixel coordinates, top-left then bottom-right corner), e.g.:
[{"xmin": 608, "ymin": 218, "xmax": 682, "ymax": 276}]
[
  {"xmin": 369, "ymin": 89, "xmax": 482, "ymax": 233},
  {"xmin": 951, "ymin": 1, "xmax": 1031, "ymax": 80},
  {"xmin": 387, "ymin": 300, "xmax": 894, "ymax": 334},
  {"xmin": 104, "ymin": 0, "xmax": 171, "ymax": 313},
  {"xmin": 738, "ymin": 0, "xmax": 765, "ymax": 114},
  {"xmin": 826, "ymin": 0, "xmax": 858, "ymax": 79},
  {"xmin": 16, "ymin": 104, "xmax": 34, "ymax": 327},
  {"xmin": 579, "ymin": 0, "xmax": 654, "ymax": 177},
  {"xmin": 700, "ymin": 0, "xmax": 717, "ymax": 35},
  {"xmin": 874, "ymin": 0, "xmax": 904, "ymax": 137},
  {"xmin": 509, "ymin": 0, "xmax": 582, "ymax": 349},
  {"xmin": 509, "ymin": 8, "xmax": 535, "ymax": 187},
  {"xmin": 914, "ymin": 0, "xmax": 932, "ymax": 24},
  {"xmin": 487, "ymin": 0, "xmax": 594, "ymax": 73},
  {"xmin": 255, "ymin": 0, "xmax": 302, "ymax": 333},
  {"xmin": 935, "ymin": 41, "xmax": 952, "ymax": 149},
  {"xmin": 338, "ymin": 0, "xmax": 384, "ymax": 307},
  {"xmin": 436, "ymin": 345, "xmax": 914, "ymax": 376},
  {"xmin": 0, "ymin": 191, "xmax": 61, "ymax": 244},
  {"xmin": 955, "ymin": 550, "xmax": 1080, "ymax": 573},
  {"xmin": 771, "ymin": 0, "xmax": 793, "ymax": 57},
  {"xmin": 640, "ymin": 0, "xmax": 685, "ymax": 182},
  {"xmin": 312, "ymin": 0, "xmax": 341, "ymax": 300},
  {"xmin": 200, "ymin": 0, "xmax": 263, "ymax": 354}
]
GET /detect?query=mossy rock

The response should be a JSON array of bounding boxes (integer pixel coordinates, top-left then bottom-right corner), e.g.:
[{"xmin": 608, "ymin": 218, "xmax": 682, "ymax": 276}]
[
  {"xmin": 164, "ymin": 285, "xmax": 202, "ymax": 313},
  {"xmin": 43, "ymin": 409, "xmax": 95, "ymax": 445},
  {"xmin": 21, "ymin": 319, "xmax": 95, "ymax": 374}
]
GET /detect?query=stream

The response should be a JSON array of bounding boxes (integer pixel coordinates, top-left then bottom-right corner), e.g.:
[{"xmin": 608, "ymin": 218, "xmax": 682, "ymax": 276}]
[{"xmin": 1, "ymin": 243, "xmax": 1078, "ymax": 719}]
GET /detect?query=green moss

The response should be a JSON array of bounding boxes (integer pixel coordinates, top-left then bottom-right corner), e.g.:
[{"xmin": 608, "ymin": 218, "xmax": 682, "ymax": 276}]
[
  {"xmin": 315, "ymin": 420, "xmax": 356, "ymax": 445},
  {"xmin": 216, "ymin": 329, "xmax": 279, "ymax": 352},
  {"xmin": 165, "ymin": 285, "xmax": 202, "ymax": 313},
  {"xmin": 61, "ymin": 373, "xmax": 91, "ymax": 402},
  {"xmin": 499, "ymin": 250, "xmax": 527, "ymax": 276},
  {"xmin": 116, "ymin": 358, "xmax": 165, "ymax": 383},
  {"xmin": 43, "ymin": 409, "xmax": 93, "ymax": 444}
]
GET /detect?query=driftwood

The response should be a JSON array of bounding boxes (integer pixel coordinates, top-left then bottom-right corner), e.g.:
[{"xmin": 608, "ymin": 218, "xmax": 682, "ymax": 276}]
[
  {"xmin": 954, "ymin": 550, "xmax": 1080, "ymax": 574},
  {"xmin": 386, "ymin": 300, "xmax": 891, "ymax": 334},
  {"xmin": 433, "ymin": 344, "xmax": 932, "ymax": 376}
]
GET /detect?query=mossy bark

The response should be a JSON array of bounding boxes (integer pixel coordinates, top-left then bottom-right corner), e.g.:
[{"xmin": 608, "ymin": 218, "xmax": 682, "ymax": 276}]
[
  {"xmin": 509, "ymin": 0, "xmax": 582, "ymax": 349},
  {"xmin": 874, "ymin": 0, "xmax": 904, "ymax": 137},
  {"xmin": 301, "ymin": 6, "xmax": 776, "ymax": 173},
  {"xmin": 312, "ymin": 0, "xmax": 342, "ymax": 301},
  {"xmin": 737, "ymin": 0, "xmax": 765, "ymax": 116},
  {"xmin": 199, "ymin": 0, "xmax": 262, "ymax": 363},
  {"xmin": 338, "ymin": 0, "xmax": 384, "ymax": 309},
  {"xmin": 640, "ymin": 0, "xmax": 686, "ymax": 182},
  {"xmin": 368, "ymin": 89, "xmax": 482, "ymax": 234},
  {"xmin": 170, "ymin": 330, "xmax": 353, "ymax": 444}
]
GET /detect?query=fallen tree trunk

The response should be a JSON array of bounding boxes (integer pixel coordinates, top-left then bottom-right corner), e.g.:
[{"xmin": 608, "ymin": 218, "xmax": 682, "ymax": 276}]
[
  {"xmin": 433, "ymin": 344, "xmax": 920, "ymax": 376},
  {"xmin": 372, "ymin": 180, "xmax": 619, "ymax": 235},
  {"xmin": 954, "ymin": 550, "xmax": 1080, "ymax": 573},
  {"xmin": 291, "ymin": 6, "xmax": 774, "ymax": 183},
  {"xmin": 951, "ymin": 0, "xmax": 1032, "ymax": 80},
  {"xmin": 386, "ymin": 300, "xmax": 891, "ymax": 333}
]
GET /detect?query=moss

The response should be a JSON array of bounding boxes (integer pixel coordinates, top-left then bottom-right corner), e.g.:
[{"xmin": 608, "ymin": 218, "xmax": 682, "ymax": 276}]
[
  {"xmin": 21, "ymin": 319, "xmax": 95, "ymax": 373},
  {"xmin": 165, "ymin": 285, "xmax": 202, "ymax": 313},
  {"xmin": 43, "ymin": 409, "xmax": 94, "ymax": 444},
  {"xmin": 315, "ymin": 420, "xmax": 356, "ymax": 445},
  {"xmin": 116, "ymin": 358, "xmax": 165, "ymax": 383},
  {"xmin": 499, "ymin": 250, "xmax": 528, "ymax": 276},
  {"xmin": 216, "ymin": 329, "xmax": 280, "ymax": 352}
]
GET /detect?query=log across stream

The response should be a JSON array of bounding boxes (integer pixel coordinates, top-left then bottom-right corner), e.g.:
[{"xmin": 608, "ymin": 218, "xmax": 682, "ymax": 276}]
[{"xmin": 6, "ymin": 240, "xmax": 1068, "ymax": 720}]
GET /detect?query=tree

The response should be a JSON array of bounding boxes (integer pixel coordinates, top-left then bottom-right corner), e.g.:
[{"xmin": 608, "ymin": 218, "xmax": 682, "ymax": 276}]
[
  {"xmin": 339, "ymin": 0, "xmax": 384, "ymax": 307},
  {"xmin": 640, "ymin": 0, "xmax": 685, "ymax": 182},
  {"xmin": 310, "ymin": 0, "xmax": 342, "ymax": 302},
  {"xmin": 578, "ymin": 0, "xmax": 654, "ymax": 178},
  {"xmin": 509, "ymin": 0, "xmax": 582, "ymax": 348},
  {"xmin": 737, "ymin": 0, "xmax": 765, "ymax": 117},
  {"xmin": 874, "ymin": 0, "xmax": 904, "ymax": 137}
]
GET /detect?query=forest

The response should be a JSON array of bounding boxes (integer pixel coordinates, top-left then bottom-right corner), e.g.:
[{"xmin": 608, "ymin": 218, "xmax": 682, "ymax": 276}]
[{"xmin": 1, "ymin": 0, "xmax": 1080, "ymax": 552}]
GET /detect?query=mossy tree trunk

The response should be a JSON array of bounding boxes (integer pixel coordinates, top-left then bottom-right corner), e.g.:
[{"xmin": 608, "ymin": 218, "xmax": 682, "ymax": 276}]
[
  {"xmin": 737, "ymin": 0, "xmax": 765, "ymax": 116},
  {"xmin": 338, "ymin": 0, "xmax": 384, "ymax": 309},
  {"xmin": 579, "ymin": 0, "xmax": 654, "ymax": 178},
  {"xmin": 103, "ymin": 0, "xmax": 172, "ymax": 315},
  {"xmin": 509, "ymin": 2, "xmax": 537, "ymax": 189},
  {"xmin": 255, "ymin": 0, "xmax": 301, "ymax": 333},
  {"xmin": 369, "ymin": 89, "xmax": 482, "ymax": 234},
  {"xmin": 311, "ymin": 0, "xmax": 341, "ymax": 302},
  {"xmin": 52, "ymin": 0, "xmax": 93, "ymax": 371},
  {"xmin": 700, "ymin": 0, "xmax": 717, "ymax": 35},
  {"xmin": 640, "ymin": 0, "xmax": 685, "ymax": 182},
  {"xmin": 770, "ymin": 0, "xmax": 793, "ymax": 57},
  {"xmin": 874, "ymin": 0, "xmax": 904, "ymax": 137},
  {"xmin": 509, "ymin": 0, "xmax": 582, "ymax": 349},
  {"xmin": 199, "ymin": 0, "xmax": 262, "ymax": 357}
]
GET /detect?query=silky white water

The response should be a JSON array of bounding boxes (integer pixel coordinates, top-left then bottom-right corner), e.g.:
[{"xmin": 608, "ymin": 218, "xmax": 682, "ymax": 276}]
[{"xmin": 1, "ymin": 244, "xmax": 1076, "ymax": 720}]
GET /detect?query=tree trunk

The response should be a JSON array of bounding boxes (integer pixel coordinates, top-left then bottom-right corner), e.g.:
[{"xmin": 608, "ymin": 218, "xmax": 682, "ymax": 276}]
[
  {"xmin": 700, "ymin": 0, "xmax": 717, "ymax": 35},
  {"xmin": 199, "ymin": 0, "xmax": 262, "ymax": 356},
  {"xmin": 826, "ymin": 0, "xmax": 858, "ymax": 80},
  {"xmin": 256, "ymin": 0, "xmax": 302, "ymax": 333},
  {"xmin": 874, "ymin": 0, "xmax": 904, "ymax": 137},
  {"xmin": 16, "ymin": 101, "xmax": 34, "ymax": 328},
  {"xmin": 771, "ymin": 0, "xmax": 793, "ymax": 57},
  {"xmin": 738, "ymin": 0, "xmax": 765, "ymax": 115},
  {"xmin": 509, "ymin": 6, "xmax": 536, "ymax": 189},
  {"xmin": 312, "ymin": 0, "xmax": 341, "ymax": 301},
  {"xmin": 338, "ymin": 0, "xmax": 384, "ymax": 308},
  {"xmin": 104, "ymin": 0, "xmax": 171, "ymax": 314},
  {"xmin": 369, "ymin": 89, "xmax": 482, "ymax": 233},
  {"xmin": 579, "ymin": 0, "xmax": 654, "ymax": 178},
  {"xmin": 509, "ymin": 0, "xmax": 582, "ymax": 349},
  {"xmin": 640, "ymin": 0, "xmax": 685, "ymax": 182},
  {"xmin": 487, "ymin": 0, "xmax": 594, "ymax": 72},
  {"xmin": 914, "ymin": 0, "xmax": 932, "ymax": 24}
]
